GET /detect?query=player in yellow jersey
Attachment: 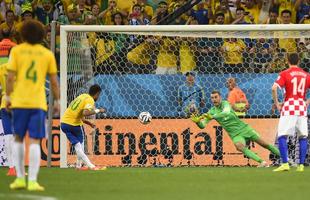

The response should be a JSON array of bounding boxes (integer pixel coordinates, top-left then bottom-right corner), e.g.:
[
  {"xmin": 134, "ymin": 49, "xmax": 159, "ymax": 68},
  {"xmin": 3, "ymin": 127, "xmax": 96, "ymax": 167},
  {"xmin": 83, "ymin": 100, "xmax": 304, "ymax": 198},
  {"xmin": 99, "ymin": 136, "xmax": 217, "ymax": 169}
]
[
  {"xmin": 61, "ymin": 84, "xmax": 106, "ymax": 171},
  {"xmin": 6, "ymin": 20, "xmax": 60, "ymax": 192},
  {"xmin": 0, "ymin": 62, "xmax": 16, "ymax": 176}
]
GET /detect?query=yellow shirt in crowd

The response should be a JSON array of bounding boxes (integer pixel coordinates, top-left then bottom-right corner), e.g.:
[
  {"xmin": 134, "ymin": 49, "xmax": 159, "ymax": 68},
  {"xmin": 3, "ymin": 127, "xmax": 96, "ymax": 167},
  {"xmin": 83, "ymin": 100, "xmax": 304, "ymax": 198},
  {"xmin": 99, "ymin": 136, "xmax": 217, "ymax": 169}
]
[
  {"xmin": 61, "ymin": 93, "xmax": 95, "ymax": 126},
  {"xmin": 222, "ymin": 39, "xmax": 246, "ymax": 64},
  {"xmin": 7, "ymin": 43, "xmax": 57, "ymax": 111}
]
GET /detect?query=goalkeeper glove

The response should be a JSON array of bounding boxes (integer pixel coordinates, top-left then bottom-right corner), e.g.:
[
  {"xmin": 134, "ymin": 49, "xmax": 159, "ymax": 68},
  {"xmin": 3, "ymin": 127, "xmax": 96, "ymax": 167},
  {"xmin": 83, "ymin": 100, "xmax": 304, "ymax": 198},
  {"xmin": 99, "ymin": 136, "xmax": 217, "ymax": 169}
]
[
  {"xmin": 202, "ymin": 113, "xmax": 213, "ymax": 120},
  {"xmin": 190, "ymin": 113, "xmax": 203, "ymax": 123}
]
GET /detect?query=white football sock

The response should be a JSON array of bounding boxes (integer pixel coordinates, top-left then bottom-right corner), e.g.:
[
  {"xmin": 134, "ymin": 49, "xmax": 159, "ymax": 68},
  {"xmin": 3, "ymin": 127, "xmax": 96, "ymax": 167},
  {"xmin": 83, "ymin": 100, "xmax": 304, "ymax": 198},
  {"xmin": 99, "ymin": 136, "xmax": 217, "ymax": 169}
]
[
  {"xmin": 74, "ymin": 143, "xmax": 95, "ymax": 168},
  {"xmin": 5, "ymin": 135, "xmax": 14, "ymax": 168},
  {"xmin": 13, "ymin": 140, "xmax": 25, "ymax": 178},
  {"xmin": 76, "ymin": 142, "xmax": 85, "ymax": 168},
  {"xmin": 28, "ymin": 143, "xmax": 41, "ymax": 182}
]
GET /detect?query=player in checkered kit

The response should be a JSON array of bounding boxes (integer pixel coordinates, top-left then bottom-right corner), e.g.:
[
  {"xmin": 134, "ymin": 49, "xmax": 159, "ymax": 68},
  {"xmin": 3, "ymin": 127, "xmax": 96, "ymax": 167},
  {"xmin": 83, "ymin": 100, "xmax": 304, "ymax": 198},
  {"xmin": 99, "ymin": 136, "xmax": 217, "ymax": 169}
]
[{"xmin": 272, "ymin": 53, "xmax": 310, "ymax": 172}]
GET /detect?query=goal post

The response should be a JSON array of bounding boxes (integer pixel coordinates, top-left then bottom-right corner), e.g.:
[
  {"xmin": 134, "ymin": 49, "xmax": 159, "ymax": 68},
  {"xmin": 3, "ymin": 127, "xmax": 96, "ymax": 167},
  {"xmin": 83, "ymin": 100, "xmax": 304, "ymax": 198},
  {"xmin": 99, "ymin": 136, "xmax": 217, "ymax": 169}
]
[{"xmin": 60, "ymin": 24, "xmax": 310, "ymax": 168}]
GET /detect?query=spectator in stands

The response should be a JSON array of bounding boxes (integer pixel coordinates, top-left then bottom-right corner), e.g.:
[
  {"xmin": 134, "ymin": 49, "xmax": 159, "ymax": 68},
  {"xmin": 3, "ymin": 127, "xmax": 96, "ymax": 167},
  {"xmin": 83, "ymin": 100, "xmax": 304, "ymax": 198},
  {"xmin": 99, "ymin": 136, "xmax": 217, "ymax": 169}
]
[
  {"xmin": 213, "ymin": 12, "xmax": 225, "ymax": 24},
  {"xmin": 15, "ymin": 6, "xmax": 33, "ymax": 43},
  {"xmin": 214, "ymin": 0, "xmax": 233, "ymax": 24},
  {"xmin": 299, "ymin": 9, "xmax": 310, "ymax": 24},
  {"xmin": 263, "ymin": 8, "xmax": 280, "ymax": 24},
  {"xmin": 263, "ymin": 48, "xmax": 288, "ymax": 73},
  {"xmin": 84, "ymin": 4, "xmax": 101, "ymax": 25},
  {"xmin": 58, "ymin": 4, "xmax": 78, "ymax": 25},
  {"xmin": 135, "ymin": 0, "xmax": 154, "ymax": 20},
  {"xmin": 231, "ymin": 7, "xmax": 254, "ymax": 24},
  {"xmin": 0, "ymin": 0, "xmax": 21, "ymax": 19},
  {"xmin": 84, "ymin": 0, "xmax": 95, "ymax": 10},
  {"xmin": 31, "ymin": 0, "xmax": 55, "ymax": 26},
  {"xmin": 170, "ymin": 3, "xmax": 188, "ymax": 25},
  {"xmin": 129, "ymin": 4, "xmax": 150, "ymax": 25},
  {"xmin": 226, "ymin": 77, "xmax": 249, "ymax": 116},
  {"xmin": 196, "ymin": 35, "xmax": 223, "ymax": 74},
  {"xmin": 68, "ymin": 0, "xmax": 91, "ymax": 24},
  {"xmin": 295, "ymin": 0, "xmax": 310, "ymax": 23},
  {"xmin": 112, "ymin": 12, "xmax": 127, "ymax": 25},
  {"xmin": 0, "ymin": 29, "xmax": 16, "ymax": 64},
  {"xmin": 258, "ymin": 0, "xmax": 272, "ymax": 23},
  {"xmin": 276, "ymin": 10, "xmax": 297, "ymax": 53},
  {"xmin": 151, "ymin": 1, "xmax": 169, "ymax": 25},
  {"xmin": 190, "ymin": 0, "xmax": 213, "ymax": 25},
  {"xmin": 178, "ymin": 71, "xmax": 205, "ymax": 117},
  {"xmin": 297, "ymin": 39, "xmax": 310, "ymax": 71},
  {"xmin": 0, "ymin": 10, "xmax": 17, "ymax": 42},
  {"xmin": 274, "ymin": 0, "xmax": 299, "ymax": 23},
  {"xmin": 220, "ymin": 38, "xmax": 246, "ymax": 73},
  {"xmin": 247, "ymin": 38, "xmax": 273, "ymax": 73},
  {"xmin": 99, "ymin": 0, "xmax": 127, "ymax": 25},
  {"xmin": 237, "ymin": 0, "xmax": 262, "ymax": 24}
]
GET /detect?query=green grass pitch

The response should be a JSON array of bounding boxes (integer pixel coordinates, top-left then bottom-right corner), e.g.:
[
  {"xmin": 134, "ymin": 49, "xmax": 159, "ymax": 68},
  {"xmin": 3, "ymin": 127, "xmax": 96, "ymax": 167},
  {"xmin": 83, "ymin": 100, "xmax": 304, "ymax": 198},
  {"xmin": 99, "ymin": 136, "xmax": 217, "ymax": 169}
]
[{"xmin": 1, "ymin": 167, "xmax": 309, "ymax": 200}]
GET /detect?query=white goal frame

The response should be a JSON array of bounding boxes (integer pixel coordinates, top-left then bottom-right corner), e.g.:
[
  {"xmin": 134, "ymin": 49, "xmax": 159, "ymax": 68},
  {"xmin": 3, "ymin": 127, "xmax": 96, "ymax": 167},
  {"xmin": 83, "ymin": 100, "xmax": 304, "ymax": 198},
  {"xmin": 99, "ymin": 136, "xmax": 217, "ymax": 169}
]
[{"xmin": 60, "ymin": 24, "xmax": 310, "ymax": 168}]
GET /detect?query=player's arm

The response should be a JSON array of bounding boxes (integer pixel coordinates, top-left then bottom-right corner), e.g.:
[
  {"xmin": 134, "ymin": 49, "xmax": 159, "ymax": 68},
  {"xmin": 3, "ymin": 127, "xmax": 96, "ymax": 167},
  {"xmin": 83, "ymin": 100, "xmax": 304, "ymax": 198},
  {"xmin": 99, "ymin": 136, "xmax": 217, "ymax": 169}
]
[
  {"xmin": 272, "ymin": 83, "xmax": 282, "ymax": 111},
  {"xmin": 83, "ymin": 107, "xmax": 105, "ymax": 116},
  {"xmin": 50, "ymin": 73, "xmax": 60, "ymax": 113},
  {"xmin": 82, "ymin": 119, "xmax": 96, "ymax": 128},
  {"xmin": 5, "ymin": 70, "xmax": 15, "ymax": 110},
  {"xmin": 191, "ymin": 111, "xmax": 212, "ymax": 129}
]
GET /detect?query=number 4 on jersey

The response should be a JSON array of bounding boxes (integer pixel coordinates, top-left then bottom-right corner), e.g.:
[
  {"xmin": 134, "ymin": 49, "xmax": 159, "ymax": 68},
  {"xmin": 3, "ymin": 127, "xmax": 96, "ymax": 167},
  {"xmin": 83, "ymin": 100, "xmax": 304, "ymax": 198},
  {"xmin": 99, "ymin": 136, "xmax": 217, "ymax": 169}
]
[{"xmin": 26, "ymin": 61, "xmax": 37, "ymax": 83}]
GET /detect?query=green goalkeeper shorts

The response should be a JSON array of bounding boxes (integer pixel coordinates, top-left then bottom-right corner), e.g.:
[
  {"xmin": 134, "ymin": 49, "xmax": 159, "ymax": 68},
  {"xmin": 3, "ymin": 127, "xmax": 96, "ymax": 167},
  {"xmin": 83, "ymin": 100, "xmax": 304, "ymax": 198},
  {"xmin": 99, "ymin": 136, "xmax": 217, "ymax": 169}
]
[{"xmin": 231, "ymin": 127, "xmax": 260, "ymax": 145}]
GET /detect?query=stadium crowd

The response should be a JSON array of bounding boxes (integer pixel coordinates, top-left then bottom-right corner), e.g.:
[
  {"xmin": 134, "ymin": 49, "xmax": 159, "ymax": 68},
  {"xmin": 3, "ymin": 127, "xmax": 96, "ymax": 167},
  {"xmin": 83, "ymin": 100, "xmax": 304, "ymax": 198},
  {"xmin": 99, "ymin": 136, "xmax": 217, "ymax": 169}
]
[{"xmin": 0, "ymin": 0, "xmax": 309, "ymax": 74}]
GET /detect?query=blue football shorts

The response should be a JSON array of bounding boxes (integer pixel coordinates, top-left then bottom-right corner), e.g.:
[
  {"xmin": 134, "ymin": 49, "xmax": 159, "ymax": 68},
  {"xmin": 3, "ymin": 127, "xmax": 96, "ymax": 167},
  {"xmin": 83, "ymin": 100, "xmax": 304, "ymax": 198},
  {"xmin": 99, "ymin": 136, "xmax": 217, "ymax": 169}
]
[
  {"xmin": 12, "ymin": 108, "xmax": 47, "ymax": 139},
  {"xmin": 1, "ymin": 108, "xmax": 13, "ymax": 135},
  {"xmin": 60, "ymin": 123, "xmax": 85, "ymax": 145}
]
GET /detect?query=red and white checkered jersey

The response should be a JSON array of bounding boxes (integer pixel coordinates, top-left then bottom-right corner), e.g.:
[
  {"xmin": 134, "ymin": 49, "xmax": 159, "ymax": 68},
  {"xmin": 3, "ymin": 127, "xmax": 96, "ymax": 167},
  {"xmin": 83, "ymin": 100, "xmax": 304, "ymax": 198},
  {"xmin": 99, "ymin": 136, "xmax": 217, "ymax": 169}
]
[
  {"xmin": 275, "ymin": 66, "xmax": 310, "ymax": 116},
  {"xmin": 281, "ymin": 98, "xmax": 307, "ymax": 116}
]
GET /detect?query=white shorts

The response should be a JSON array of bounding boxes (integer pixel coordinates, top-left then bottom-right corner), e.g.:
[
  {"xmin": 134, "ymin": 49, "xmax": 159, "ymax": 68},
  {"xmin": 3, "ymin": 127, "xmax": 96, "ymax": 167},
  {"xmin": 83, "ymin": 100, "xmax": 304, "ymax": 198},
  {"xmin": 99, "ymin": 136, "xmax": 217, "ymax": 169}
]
[{"xmin": 277, "ymin": 115, "xmax": 308, "ymax": 137}]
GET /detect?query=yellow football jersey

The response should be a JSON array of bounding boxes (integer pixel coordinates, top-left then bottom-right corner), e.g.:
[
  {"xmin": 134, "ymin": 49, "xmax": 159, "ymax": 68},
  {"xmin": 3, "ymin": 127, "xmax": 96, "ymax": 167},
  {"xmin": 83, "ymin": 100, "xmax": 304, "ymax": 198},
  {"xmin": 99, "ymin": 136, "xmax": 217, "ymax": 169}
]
[
  {"xmin": 61, "ymin": 93, "xmax": 95, "ymax": 126},
  {"xmin": 0, "ymin": 63, "xmax": 8, "ymax": 109},
  {"xmin": 7, "ymin": 43, "xmax": 57, "ymax": 111}
]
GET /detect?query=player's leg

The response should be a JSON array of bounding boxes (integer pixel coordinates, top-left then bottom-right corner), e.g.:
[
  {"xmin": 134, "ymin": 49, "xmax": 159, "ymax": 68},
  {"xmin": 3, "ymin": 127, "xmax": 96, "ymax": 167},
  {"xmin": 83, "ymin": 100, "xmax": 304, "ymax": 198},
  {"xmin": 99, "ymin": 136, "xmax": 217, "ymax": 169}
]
[
  {"xmin": 295, "ymin": 116, "xmax": 308, "ymax": 172},
  {"xmin": 74, "ymin": 126, "xmax": 97, "ymax": 169},
  {"xmin": 250, "ymin": 131, "xmax": 280, "ymax": 157},
  {"xmin": 27, "ymin": 109, "xmax": 47, "ymax": 191},
  {"xmin": 61, "ymin": 123, "xmax": 96, "ymax": 169},
  {"xmin": 1, "ymin": 108, "xmax": 15, "ymax": 176},
  {"xmin": 10, "ymin": 109, "xmax": 29, "ymax": 190},
  {"xmin": 273, "ymin": 116, "xmax": 296, "ymax": 172},
  {"xmin": 232, "ymin": 135, "xmax": 264, "ymax": 164}
]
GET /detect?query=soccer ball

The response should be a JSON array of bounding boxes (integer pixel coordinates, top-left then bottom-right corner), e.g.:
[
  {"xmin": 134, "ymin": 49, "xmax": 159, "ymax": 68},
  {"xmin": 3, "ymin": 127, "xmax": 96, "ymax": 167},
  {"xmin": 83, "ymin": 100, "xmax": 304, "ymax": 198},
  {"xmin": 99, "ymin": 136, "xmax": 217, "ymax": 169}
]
[{"xmin": 138, "ymin": 112, "xmax": 152, "ymax": 124}]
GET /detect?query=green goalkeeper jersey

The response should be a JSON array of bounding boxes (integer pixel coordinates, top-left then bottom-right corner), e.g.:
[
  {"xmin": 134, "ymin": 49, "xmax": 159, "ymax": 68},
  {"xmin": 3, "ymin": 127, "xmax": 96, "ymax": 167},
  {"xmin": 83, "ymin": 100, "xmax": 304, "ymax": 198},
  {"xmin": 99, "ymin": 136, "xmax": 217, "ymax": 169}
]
[{"xmin": 208, "ymin": 100, "xmax": 249, "ymax": 138}]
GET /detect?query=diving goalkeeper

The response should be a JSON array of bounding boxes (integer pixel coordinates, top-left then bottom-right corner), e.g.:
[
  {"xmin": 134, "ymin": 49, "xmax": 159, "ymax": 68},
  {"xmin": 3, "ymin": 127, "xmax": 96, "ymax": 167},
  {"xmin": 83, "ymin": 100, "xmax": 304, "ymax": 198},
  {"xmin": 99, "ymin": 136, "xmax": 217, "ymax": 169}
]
[{"xmin": 191, "ymin": 90, "xmax": 280, "ymax": 167}]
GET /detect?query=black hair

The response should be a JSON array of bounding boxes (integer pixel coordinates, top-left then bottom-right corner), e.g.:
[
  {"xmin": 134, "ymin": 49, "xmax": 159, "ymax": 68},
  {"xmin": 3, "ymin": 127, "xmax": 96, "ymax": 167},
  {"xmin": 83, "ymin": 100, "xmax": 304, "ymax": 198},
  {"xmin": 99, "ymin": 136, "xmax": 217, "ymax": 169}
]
[
  {"xmin": 211, "ymin": 90, "xmax": 221, "ymax": 96},
  {"xmin": 287, "ymin": 53, "xmax": 299, "ymax": 65},
  {"xmin": 21, "ymin": 19, "xmax": 45, "ymax": 44},
  {"xmin": 89, "ymin": 84, "xmax": 102, "ymax": 96},
  {"xmin": 281, "ymin": 9, "xmax": 291, "ymax": 16}
]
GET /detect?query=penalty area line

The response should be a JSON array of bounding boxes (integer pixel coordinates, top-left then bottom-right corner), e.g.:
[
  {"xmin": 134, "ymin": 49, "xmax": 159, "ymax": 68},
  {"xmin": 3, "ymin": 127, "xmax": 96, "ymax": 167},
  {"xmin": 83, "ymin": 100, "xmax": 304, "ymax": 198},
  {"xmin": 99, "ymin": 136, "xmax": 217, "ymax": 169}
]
[{"xmin": 0, "ymin": 193, "xmax": 58, "ymax": 200}]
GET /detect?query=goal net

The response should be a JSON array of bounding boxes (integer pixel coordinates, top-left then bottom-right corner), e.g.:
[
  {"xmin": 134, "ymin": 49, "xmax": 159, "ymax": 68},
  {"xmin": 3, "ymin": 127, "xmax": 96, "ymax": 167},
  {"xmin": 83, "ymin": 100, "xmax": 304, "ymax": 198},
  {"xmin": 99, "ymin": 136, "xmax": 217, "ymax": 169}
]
[{"xmin": 60, "ymin": 25, "xmax": 310, "ymax": 168}]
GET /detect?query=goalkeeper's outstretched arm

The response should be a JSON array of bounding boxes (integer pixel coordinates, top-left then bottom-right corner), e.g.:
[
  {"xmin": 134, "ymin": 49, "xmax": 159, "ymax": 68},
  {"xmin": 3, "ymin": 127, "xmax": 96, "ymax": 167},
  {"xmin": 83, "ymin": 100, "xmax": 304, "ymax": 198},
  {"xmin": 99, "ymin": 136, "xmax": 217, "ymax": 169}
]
[{"xmin": 191, "ymin": 112, "xmax": 212, "ymax": 129}]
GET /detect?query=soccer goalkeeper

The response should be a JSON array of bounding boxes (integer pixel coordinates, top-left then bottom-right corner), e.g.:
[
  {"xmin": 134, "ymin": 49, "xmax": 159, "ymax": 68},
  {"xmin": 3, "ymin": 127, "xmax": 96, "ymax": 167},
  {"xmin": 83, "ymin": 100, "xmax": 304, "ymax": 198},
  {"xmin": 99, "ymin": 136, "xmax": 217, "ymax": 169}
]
[{"xmin": 191, "ymin": 90, "xmax": 280, "ymax": 167}]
